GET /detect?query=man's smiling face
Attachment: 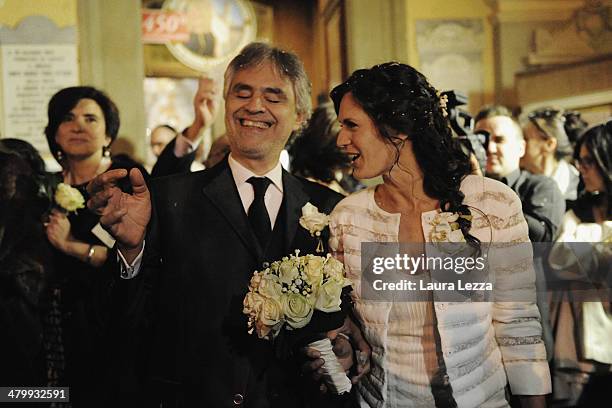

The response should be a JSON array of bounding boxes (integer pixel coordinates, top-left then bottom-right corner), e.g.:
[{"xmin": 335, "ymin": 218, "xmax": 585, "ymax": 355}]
[{"xmin": 224, "ymin": 61, "xmax": 303, "ymax": 168}]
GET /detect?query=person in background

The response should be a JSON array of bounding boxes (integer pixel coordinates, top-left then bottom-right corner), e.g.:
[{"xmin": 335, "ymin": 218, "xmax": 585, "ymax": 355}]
[
  {"xmin": 0, "ymin": 140, "xmax": 52, "ymax": 388},
  {"xmin": 203, "ymin": 133, "xmax": 230, "ymax": 168},
  {"xmin": 329, "ymin": 62, "xmax": 550, "ymax": 408},
  {"xmin": 149, "ymin": 124, "xmax": 177, "ymax": 158},
  {"xmin": 474, "ymin": 105, "xmax": 565, "ymax": 243},
  {"xmin": 563, "ymin": 110, "xmax": 589, "ymax": 149},
  {"xmin": 152, "ymin": 76, "xmax": 220, "ymax": 177},
  {"xmin": 43, "ymin": 86, "xmax": 149, "ymax": 407},
  {"xmin": 475, "ymin": 105, "xmax": 565, "ymax": 367},
  {"xmin": 520, "ymin": 108, "xmax": 580, "ymax": 202},
  {"xmin": 548, "ymin": 120, "xmax": 612, "ymax": 407},
  {"xmin": 150, "ymin": 124, "xmax": 205, "ymax": 173},
  {"xmin": 289, "ymin": 101, "xmax": 364, "ymax": 195}
]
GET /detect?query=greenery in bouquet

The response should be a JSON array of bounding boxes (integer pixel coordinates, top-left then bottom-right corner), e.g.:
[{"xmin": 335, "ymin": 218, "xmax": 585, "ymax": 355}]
[{"xmin": 243, "ymin": 251, "xmax": 351, "ymax": 341}]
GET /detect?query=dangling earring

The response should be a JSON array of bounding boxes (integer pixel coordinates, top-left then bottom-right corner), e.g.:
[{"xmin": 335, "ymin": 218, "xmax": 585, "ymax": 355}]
[
  {"xmin": 56, "ymin": 150, "xmax": 64, "ymax": 161},
  {"xmin": 102, "ymin": 145, "xmax": 111, "ymax": 158}
]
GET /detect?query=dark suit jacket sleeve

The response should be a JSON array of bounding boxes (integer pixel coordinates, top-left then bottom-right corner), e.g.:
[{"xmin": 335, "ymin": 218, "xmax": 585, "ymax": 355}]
[
  {"xmin": 151, "ymin": 137, "xmax": 196, "ymax": 178},
  {"xmin": 522, "ymin": 177, "xmax": 565, "ymax": 242},
  {"xmin": 95, "ymin": 178, "xmax": 165, "ymax": 403}
]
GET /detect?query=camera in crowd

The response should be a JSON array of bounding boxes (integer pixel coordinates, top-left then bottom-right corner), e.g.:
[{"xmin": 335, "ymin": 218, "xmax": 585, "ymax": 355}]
[{"xmin": 441, "ymin": 90, "xmax": 488, "ymax": 174}]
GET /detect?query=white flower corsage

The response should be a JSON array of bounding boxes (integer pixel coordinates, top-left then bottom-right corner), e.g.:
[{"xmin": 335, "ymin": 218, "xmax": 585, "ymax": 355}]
[
  {"xmin": 54, "ymin": 182, "xmax": 85, "ymax": 213},
  {"xmin": 299, "ymin": 202, "xmax": 330, "ymax": 253},
  {"xmin": 429, "ymin": 211, "xmax": 469, "ymax": 243}
]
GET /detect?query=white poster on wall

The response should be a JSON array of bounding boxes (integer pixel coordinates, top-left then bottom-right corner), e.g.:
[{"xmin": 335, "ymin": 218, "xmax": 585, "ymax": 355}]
[
  {"xmin": 0, "ymin": 15, "xmax": 77, "ymax": 166},
  {"xmin": 1, "ymin": 44, "xmax": 78, "ymax": 152},
  {"xmin": 416, "ymin": 19, "xmax": 485, "ymax": 113}
]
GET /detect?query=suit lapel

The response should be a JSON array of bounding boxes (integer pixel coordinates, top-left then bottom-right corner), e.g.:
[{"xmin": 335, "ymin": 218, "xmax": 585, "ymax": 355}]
[
  {"xmin": 282, "ymin": 171, "xmax": 310, "ymax": 252},
  {"xmin": 202, "ymin": 160, "xmax": 262, "ymax": 260}
]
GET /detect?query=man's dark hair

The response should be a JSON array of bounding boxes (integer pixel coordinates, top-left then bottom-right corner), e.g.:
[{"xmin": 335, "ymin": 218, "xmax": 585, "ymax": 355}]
[
  {"xmin": 475, "ymin": 104, "xmax": 523, "ymax": 140},
  {"xmin": 474, "ymin": 105, "xmax": 513, "ymax": 123},
  {"xmin": 152, "ymin": 124, "xmax": 178, "ymax": 135}
]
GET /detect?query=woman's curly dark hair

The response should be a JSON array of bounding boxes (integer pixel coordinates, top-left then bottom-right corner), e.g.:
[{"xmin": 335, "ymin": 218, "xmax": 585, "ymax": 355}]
[
  {"xmin": 330, "ymin": 62, "xmax": 476, "ymax": 242},
  {"xmin": 573, "ymin": 120, "xmax": 612, "ymax": 221}
]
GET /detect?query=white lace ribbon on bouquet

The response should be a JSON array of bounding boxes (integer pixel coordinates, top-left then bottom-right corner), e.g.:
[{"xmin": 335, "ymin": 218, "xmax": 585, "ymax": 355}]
[{"xmin": 309, "ymin": 338, "xmax": 352, "ymax": 394}]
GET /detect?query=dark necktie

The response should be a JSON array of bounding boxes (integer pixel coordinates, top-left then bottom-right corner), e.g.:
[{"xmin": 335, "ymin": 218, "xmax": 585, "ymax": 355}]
[{"xmin": 247, "ymin": 177, "xmax": 272, "ymax": 247}]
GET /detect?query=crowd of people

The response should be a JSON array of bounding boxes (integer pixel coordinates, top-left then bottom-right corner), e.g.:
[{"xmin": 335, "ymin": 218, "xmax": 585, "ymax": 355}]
[{"xmin": 0, "ymin": 41, "xmax": 610, "ymax": 408}]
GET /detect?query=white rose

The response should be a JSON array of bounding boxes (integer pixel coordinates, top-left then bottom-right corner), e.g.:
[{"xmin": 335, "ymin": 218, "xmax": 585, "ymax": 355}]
[
  {"xmin": 299, "ymin": 202, "xmax": 330, "ymax": 236},
  {"xmin": 249, "ymin": 272, "xmax": 262, "ymax": 291},
  {"xmin": 243, "ymin": 291, "xmax": 265, "ymax": 317},
  {"xmin": 54, "ymin": 183, "xmax": 85, "ymax": 213},
  {"xmin": 303, "ymin": 254, "xmax": 325, "ymax": 285},
  {"xmin": 259, "ymin": 297, "xmax": 283, "ymax": 327},
  {"xmin": 323, "ymin": 257, "xmax": 345, "ymax": 283},
  {"xmin": 278, "ymin": 260, "xmax": 299, "ymax": 285},
  {"xmin": 314, "ymin": 279, "xmax": 343, "ymax": 313},
  {"xmin": 258, "ymin": 273, "xmax": 283, "ymax": 299},
  {"xmin": 282, "ymin": 292, "xmax": 313, "ymax": 329}
]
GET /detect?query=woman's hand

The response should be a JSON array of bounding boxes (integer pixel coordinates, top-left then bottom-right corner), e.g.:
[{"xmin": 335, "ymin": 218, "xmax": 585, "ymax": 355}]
[
  {"xmin": 45, "ymin": 209, "xmax": 73, "ymax": 253},
  {"xmin": 44, "ymin": 209, "xmax": 109, "ymax": 266},
  {"xmin": 301, "ymin": 316, "xmax": 372, "ymax": 392}
]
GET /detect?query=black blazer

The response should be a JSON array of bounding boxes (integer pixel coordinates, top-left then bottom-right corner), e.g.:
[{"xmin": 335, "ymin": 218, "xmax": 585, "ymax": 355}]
[
  {"xmin": 151, "ymin": 138, "xmax": 195, "ymax": 178},
  {"xmin": 113, "ymin": 158, "xmax": 344, "ymax": 408},
  {"xmin": 506, "ymin": 169, "xmax": 565, "ymax": 242}
]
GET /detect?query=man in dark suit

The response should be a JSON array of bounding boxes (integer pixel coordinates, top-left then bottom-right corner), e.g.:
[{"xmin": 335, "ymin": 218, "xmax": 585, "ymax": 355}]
[
  {"xmin": 88, "ymin": 43, "xmax": 367, "ymax": 407},
  {"xmin": 474, "ymin": 105, "xmax": 565, "ymax": 367},
  {"xmin": 474, "ymin": 105, "xmax": 565, "ymax": 242}
]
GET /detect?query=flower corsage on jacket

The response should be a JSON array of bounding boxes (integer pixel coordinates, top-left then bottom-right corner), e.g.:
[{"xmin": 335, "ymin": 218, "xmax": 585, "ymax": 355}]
[{"xmin": 299, "ymin": 202, "xmax": 330, "ymax": 253}]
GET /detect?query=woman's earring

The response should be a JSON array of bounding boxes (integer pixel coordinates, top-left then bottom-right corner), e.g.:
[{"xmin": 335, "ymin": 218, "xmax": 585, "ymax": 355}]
[
  {"xmin": 56, "ymin": 150, "xmax": 64, "ymax": 161},
  {"xmin": 102, "ymin": 145, "xmax": 111, "ymax": 158}
]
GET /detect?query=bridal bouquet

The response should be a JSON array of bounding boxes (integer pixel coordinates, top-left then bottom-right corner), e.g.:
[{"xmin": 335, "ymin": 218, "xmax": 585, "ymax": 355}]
[{"xmin": 243, "ymin": 251, "xmax": 352, "ymax": 394}]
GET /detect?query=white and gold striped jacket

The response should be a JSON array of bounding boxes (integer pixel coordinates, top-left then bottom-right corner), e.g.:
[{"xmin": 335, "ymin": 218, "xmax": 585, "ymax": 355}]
[{"xmin": 329, "ymin": 175, "xmax": 551, "ymax": 408}]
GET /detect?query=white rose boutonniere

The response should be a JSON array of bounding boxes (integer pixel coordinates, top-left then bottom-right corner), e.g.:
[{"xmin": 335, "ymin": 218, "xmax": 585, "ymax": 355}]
[
  {"xmin": 299, "ymin": 202, "xmax": 330, "ymax": 253},
  {"xmin": 54, "ymin": 183, "xmax": 85, "ymax": 213}
]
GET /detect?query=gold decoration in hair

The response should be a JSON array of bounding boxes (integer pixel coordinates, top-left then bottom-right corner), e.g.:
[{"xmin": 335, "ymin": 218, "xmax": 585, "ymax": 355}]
[{"xmin": 436, "ymin": 90, "xmax": 449, "ymax": 118}]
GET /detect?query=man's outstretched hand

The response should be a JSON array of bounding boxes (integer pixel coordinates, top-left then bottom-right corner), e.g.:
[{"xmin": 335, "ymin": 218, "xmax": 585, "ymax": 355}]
[{"xmin": 87, "ymin": 168, "xmax": 151, "ymax": 259}]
